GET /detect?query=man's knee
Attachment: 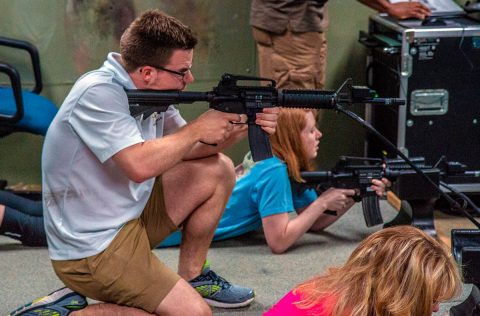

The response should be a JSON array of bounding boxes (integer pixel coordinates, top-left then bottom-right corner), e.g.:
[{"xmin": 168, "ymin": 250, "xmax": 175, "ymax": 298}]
[
  {"xmin": 215, "ymin": 153, "xmax": 235, "ymax": 186},
  {"xmin": 164, "ymin": 153, "xmax": 234, "ymax": 188},
  {"xmin": 195, "ymin": 153, "xmax": 236, "ymax": 191}
]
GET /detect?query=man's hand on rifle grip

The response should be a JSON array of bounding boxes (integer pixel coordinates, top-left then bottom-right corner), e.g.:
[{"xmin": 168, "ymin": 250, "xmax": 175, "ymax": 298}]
[
  {"xmin": 199, "ymin": 114, "xmax": 247, "ymax": 146},
  {"xmin": 193, "ymin": 110, "xmax": 246, "ymax": 146}
]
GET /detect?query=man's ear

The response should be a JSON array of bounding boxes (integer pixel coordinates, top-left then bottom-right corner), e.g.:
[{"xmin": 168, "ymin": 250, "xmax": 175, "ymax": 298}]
[
  {"xmin": 129, "ymin": 66, "xmax": 155, "ymax": 89},
  {"xmin": 140, "ymin": 66, "xmax": 155, "ymax": 82}
]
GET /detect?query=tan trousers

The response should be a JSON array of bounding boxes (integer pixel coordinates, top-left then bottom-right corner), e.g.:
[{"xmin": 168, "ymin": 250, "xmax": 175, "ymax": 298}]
[{"xmin": 252, "ymin": 27, "xmax": 327, "ymax": 90}]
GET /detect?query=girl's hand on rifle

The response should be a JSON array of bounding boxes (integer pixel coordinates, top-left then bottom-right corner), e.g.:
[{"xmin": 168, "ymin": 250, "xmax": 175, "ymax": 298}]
[
  {"xmin": 318, "ymin": 188, "xmax": 356, "ymax": 212},
  {"xmin": 371, "ymin": 178, "xmax": 391, "ymax": 197},
  {"xmin": 256, "ymin": 107, "xmax": 280, "ymax": 135}
]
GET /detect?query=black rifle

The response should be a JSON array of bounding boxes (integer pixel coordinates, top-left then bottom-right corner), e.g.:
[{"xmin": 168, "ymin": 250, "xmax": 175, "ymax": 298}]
[
  {"xmin": 298, "ymin": 156, "xmax": 438, "ymax": 227},
  {"xmin": 299, "ymin": 156, "xmax": 480, "ymax": 227},
  {"xmin": 126, "ymin": 73, "xmax": 403, "ymax": 161}
]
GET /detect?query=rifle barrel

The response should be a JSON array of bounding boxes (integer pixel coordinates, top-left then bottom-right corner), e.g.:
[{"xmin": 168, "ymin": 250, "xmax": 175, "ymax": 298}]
[
  {"xmin": 368, "ymin": 98, "xmax": 405, "ymax": 106},
  {"xmin": 278, "ymin": 90, "xmax": 336, "ymax": 109},
  {"xmin": 300, "ymin": 171, "xmax": 332, "ymax": 184}
]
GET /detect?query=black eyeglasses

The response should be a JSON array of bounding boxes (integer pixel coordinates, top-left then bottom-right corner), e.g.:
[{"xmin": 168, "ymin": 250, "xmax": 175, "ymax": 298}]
[{"xmin": 151, "ymin": 65, "xmax": 191, "ymax": 80}]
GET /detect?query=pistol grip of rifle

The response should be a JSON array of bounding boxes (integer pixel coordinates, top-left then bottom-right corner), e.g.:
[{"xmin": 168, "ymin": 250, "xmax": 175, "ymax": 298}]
[
  {"xmin": 247, "ymin": 114, "xmax": 273, "ymax": 162},
  {"xmin": 361, "ymin": 192, "xmax": 383, "ymax": 227}
]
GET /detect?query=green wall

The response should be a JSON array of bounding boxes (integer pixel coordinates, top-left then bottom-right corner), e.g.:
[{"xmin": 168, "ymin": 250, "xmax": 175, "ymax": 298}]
[{"xmin": 0, "ymin": 0, "xmax": 381, "ymax": 185}]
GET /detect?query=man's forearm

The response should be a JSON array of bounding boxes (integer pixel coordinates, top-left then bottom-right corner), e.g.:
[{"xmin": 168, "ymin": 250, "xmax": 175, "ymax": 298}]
[
  {"xmin": 183, "ymin": 128, "xmax": 247, "ymax": 160},
  {"xmin": 113, "ymin": 125, "xmax": 202, "ymax": 182}
]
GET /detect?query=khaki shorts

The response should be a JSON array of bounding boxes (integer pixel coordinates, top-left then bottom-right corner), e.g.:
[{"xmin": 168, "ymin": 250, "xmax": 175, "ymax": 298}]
[{"xmin": 51, "ymin": 177, "xmax": 180, "ymax": 313}]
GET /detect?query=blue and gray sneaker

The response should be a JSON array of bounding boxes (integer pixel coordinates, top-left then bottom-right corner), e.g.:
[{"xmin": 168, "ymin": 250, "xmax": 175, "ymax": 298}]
[
  {"xmin": 189, "ymin": 261, "xmax": 255, "ymax": 308},
  {"xmin": 9, "ymin": 287, "xmax": 87, "ymax": 316}
]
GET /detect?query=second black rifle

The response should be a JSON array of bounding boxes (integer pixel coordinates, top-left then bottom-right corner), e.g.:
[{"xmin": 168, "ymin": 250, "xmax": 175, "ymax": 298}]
[{"xmin": 299, "ymin": 156, "xmax": 480, "ymax": 227}]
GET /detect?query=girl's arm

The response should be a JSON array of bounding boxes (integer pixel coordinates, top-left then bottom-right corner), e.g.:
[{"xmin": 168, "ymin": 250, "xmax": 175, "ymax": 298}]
[
  {"xmin": 300, "ymin": 198, "xmax": 356, "ymax": 233},
  {"xmin": 307, "ymin": 178, "xmax": 390, "ymax": 232},
  {"xmin": 261, "ymin": 188, "xmax": 355, "ymax": 254}
]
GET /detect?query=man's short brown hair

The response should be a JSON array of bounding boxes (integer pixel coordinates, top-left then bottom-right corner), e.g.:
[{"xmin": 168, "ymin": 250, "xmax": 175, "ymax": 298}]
[{"xmin": 120, "ymin": 9, "xmax": 197, "ymax": 72}]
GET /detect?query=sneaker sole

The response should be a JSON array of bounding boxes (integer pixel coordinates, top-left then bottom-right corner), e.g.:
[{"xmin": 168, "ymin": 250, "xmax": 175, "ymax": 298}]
[
  {"xmin": 9, "ymin": 291, "xmax": 85, "ymax": 316},
  {"xmin": 203, "ymin": 296, "xmax": 255, "ymax": 309}
]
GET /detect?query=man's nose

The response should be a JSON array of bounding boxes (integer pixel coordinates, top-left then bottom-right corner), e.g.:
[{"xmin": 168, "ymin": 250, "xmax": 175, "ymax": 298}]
[{"xmin": 185, "ymin": 71, "xmax": 194, "ymax": 84}]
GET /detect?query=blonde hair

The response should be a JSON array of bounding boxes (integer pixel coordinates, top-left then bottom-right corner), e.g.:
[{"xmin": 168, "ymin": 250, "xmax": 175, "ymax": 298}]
[
  {"xmin": 294, "ymin": 226, "xmax": 461, "ymax": 316},
  {"xmin": 270, "ymin": 108, "xmax": 317, "ymax": 182}
]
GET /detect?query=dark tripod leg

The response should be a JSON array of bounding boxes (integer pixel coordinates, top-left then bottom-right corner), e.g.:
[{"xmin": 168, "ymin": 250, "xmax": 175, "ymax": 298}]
[
  {"xmin": 409, "ymin": 198, "xmax": 437, "ymax": 237},
  {"xmin": 383, "ymin": 199, "xmax": 413, "ymax": 228},
  {"xmin": 383, "ymin": 198, "xmax": 438, "ymax": 237}
]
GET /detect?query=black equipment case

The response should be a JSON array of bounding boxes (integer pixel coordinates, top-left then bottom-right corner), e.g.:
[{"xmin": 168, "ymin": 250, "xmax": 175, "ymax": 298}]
[{"xmin": 360, "ymin": 14, "xmax": 480, "ymax": 179}]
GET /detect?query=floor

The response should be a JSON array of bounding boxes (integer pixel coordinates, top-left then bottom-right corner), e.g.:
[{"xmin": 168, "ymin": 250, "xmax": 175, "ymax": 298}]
[{"xmin": 1, "ymin": 200, "xmax": 476, "ymax": 315}]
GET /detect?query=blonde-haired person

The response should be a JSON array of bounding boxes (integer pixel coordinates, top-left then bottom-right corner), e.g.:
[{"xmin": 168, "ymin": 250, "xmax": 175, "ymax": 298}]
[
  {"xmin": 160, "ymin": 108, "xmax": 389, "ymax": 254},
  {"xmin": 265, "ymin": 225, "xmax": 462, "ymax": 316}
]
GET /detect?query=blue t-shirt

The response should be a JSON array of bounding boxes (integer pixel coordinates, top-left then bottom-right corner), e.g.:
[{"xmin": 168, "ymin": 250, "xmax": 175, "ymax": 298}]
[{"xmin": 159, "ymin": 156, "xmax": 317, "ymax": 247}]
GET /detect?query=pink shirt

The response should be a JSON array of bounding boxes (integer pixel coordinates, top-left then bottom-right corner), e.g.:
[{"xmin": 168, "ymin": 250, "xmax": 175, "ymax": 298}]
[{"xmin": 264, "ymin": 290, "xmax": 328, "ymax": 316}]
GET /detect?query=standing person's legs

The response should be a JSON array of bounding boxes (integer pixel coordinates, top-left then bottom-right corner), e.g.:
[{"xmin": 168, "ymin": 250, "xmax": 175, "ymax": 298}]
[
  {"xmin": 253, "ymin": 28, "xmax": 327, "ymax": 90},
  {"xmin": 317, "ymin": 32, "xmax": 327, "ymax": 90},
  {"xmin": 252, "ymin": 27, "xmax": 276, "ymax": 84},
  {"xmin": 253, "ymin": 27, "xmax": 327, "ymax": 123}
]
